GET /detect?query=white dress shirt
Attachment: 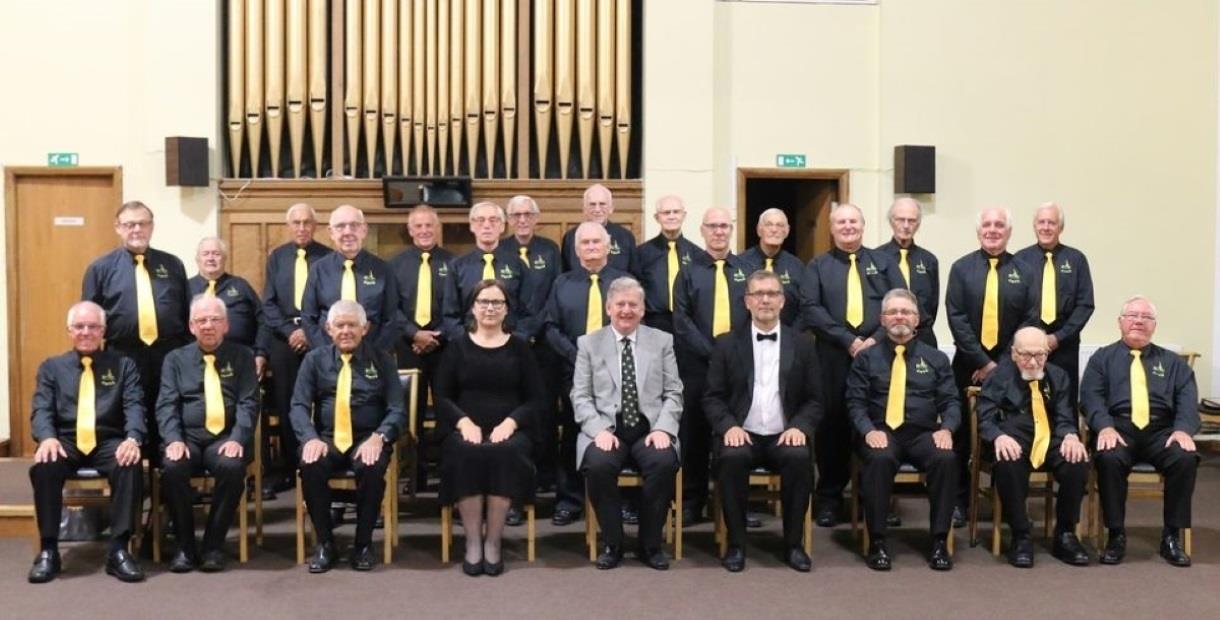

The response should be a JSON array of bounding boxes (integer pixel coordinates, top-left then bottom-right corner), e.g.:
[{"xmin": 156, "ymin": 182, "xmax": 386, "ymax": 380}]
[
  {"xmin": 610, "ymin": 326, "xmax": 639, "ymax": 380},
  {"xmin": 743, "ymin": 324, "xmax": 784, "ymax": 435}
]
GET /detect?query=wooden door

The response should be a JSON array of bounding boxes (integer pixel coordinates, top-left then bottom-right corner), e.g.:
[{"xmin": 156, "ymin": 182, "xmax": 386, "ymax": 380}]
[{"xmin": 5, "ymin": 167, "xmax": 122, "ymax": 456}]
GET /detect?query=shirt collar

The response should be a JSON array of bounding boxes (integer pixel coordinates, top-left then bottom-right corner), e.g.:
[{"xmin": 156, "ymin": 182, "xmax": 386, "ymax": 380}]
[
  {"xmin": 751, "ymin": 324, "xmax": 780, "ymax": 341},
  {"xmin": 610, "ymin": 326, "xmax": 637, "ymax": 346}
]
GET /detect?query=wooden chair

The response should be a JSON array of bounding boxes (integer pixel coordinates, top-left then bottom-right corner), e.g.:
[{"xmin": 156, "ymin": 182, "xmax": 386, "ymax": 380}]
[
  {"xmin": 713, "ymin": 468, "xmax": 810, "ymax": 558},
  {"xmin": 294, "ymin": 445, "xmax": 398, "ymax": 564},
  {"xmin": 585, "ymin": 468, "xmax": 683, "ymax": 561},
  {"xmin": 850, "ymin": 458, "xmax": 955, "ymax": 556},
  {"xmin": 440, "ymin": 502, "xmax": 536, "ymax": 563}
]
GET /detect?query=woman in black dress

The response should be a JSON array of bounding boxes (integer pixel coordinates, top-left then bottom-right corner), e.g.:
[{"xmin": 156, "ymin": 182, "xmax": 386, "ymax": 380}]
[{"xmin": 434, "ymin": 279, "xmax": 543, "ymax": 576}]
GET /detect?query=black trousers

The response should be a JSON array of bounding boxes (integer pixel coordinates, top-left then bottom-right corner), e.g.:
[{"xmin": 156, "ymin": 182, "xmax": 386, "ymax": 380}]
[
  {"xmin": 716, "ymin": 433, "xmax": 812, "ymax": 548},
  {"xmin": 30, "ymin": 437, "xmax": 142, "ymax": 545},
  {"xmin": 990, "ymin": 437, "xmax": 1087, "ymax": 534},
  {"xmin": 858, "ymin": 426, "xmax": 958, "ymax": 537},
  {"xmin": 583, "ymin": 438, "xmax": 679, "ymax": 549},
  {"xmin": 300, "ymin": 436, "xmax": 391, "ymax": 547},
  {"xmin": 160, "ymin": 431, "xmax": 250, "ymax": 554},
  {"xmin": 814, "ymin": 341, "xmax": 852, "ymax": 504},
  {"xmin": 111, "ymin": 337, "xmax": 183, "ymax": 458},
  {"xmin": 1094, "ymin": 419, "xmax": 1198, "ymax": 530},
  {"xmin": 531, "ymin": 342, "xmax": 562, "ymax": 490},
  {"xmin": 678, "ymin": 358, "xmax": 712, "ymax": 512},
  {"xmin": 1048, "ymin": 341, "xmax": 1080, "ymax": 411},
  {"xmin": 952, "ymin": 350, "xmax": 1002, "ymax": 508},
  {"xmin": 267, "ymin": 336, "xmax": 306, "ymax": 476}
]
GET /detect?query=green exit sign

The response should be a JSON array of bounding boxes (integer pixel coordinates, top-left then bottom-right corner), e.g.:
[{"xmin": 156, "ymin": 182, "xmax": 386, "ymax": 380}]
[
  {"xmin": 776, "ymin": 153, "xmax": 806, "ymax": 168},
  {"xmin": 48, "ymin": 152, "xmax": 79, "ymax": 167}
]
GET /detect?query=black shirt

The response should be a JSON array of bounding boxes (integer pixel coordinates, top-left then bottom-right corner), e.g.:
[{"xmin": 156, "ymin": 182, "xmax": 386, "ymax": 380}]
[
  {"xmin": 189, "ymin": 273, "xmax": 269, "ymax": 356},
  {"xmin": 301, "ymin": 250, "xmax": 401, "ymax": 351},
  {"xmin": 877, "ymin": 239, "xmax": 940, "ymax": 346},
  {"xmin": 389, "ymin": 245, "xmax": 455, "ymax": 337},
  {"xmin": 636, "ymin": 233, "xmax": 702, "ymax": 320},
  {"xmin": 1081, "ymin": 341, "xmax": 1199, "ymax": 435},
  {"xmin": 846, "ymin": 338, "xmax": 960, "ymax": 434},
  {"xmin": 501, "ymin": 235, "xmax": 563, "ymax": 306},
  {"xmin": 945, "ymin": 249, "xmax": 1033, "ymax": 370},
  {"xmin": 82, "ymin": 247, "xmax": 191, "ymax": 348},
  {"xmin": 799, "ymin": 247, "xmax": 905, "ymax": 350},
  {"xmin": 290, "ymin": 342, "xmax": 406, "ymax": 443},
  {"xmin": 262, "ymin": 240, "xmax": 331, "ymax": 339},
  {"xmin": 672, "ymin": 251, "xmax": 752, "ymax": 363},
  {"xmin": 740, "ymin": 246, "xmax": 805, "ymax": 330},
  {"xmin": 562, "ymin": 221, "xmax": 637, "ymax": 274},
  {"xmin": 1013, "ymin": 243, "xmax": 1094, "ymax": 346},
  {"xmin": 977, "ymin": 357, "xmax": 1077, "ymax": 443},
  {"xmin": 543, "ymin": 265, "xmax": 630, "ymax": 366},
  {"xmin": 155, "ymin": 341, "xmax": 259, "ymax": 446},
  {"xmin": 440, "ymin": 245, "xmax": 539, "ymax": 341},
  {"xmin": 31, "ymin": 350, "xmax": 145, "ymax": 444}
]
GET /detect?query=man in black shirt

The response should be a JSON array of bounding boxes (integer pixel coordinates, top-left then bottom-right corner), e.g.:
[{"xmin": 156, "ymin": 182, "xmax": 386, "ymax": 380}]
[
  {"xmin": 636, "ymin": 195, "xmax": 700, "ymax": 334},
  {"xmin": 847, "ymin": 289, "xmax": 958, "ymax": 571},
  {"xmin": 561, "ymin": 183, "xmax": 637, "ymax": 273},
  {"xmin": 740, "ymin": 209, "xmax": 804, "ymax": 331},
  {"xmin": 189, "ymin": 237, "xmax": 268, "ymax": 370},
  {"xmin": 157, "ymin": 295, "xmax": 259, "ymax": 573},
  {"xmin": 292, "ymin": 300, "xmax": 406, "ymax": 572},
  {"xmin": 27, "ymin": 301, "xmax": 145, "ymax": 584},
  {"xmin": 877, "ymin": 198, "xmax": 940, "ymax": 346},
  {"xmin": 1082, "ymin": 295, "xmax": 1199, "ymax": 567}
]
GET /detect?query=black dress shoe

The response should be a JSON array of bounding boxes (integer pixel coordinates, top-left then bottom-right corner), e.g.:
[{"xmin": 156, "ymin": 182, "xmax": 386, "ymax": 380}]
[
  {"xmin": 815, "ymin": 503, "xmax": 839, "ymax": 528},
  {"xmin": 505, "ymin": 506, "xmax": 524, "ymax": 527},
  {"xmin": 622, "ymin": 505, "xmax": 640, "ymax": 526},
  {"xmin": 261, "ymin": 484, "xmax": 278, "ymax": 501},
  {"xmin": 952, "ymin": 506, "xmax": 966, "ymax": 529},
  {"xmin": 1100, "ymin": 533, "xmax": 1126, "ymax": 565},
  {"xmin": 27, "ymin": 550, "xmax": 61, "ymax": 584},
  {"xmin": 596, "ymin": 545, "xmax": 623, "ymax": 570},
  {"xmin": 169, "ymin": 549, "xmax": 197, "ymax": 573},
  {"xmin": 552, "ymin": 508, "xmax": 581, "ymax": 527},
  {"xmin": 637, "ymin": 547, "xmax": 670, "ymax": 571},
  {"xmin": 462, "ymin": 558, "xmax": 485, "ymax": 576},
  {"xmin": 1160, "ymin": 533, "xmax": 1191, "ymax": 567},
  {"xmin": 105, "ymin": 548, "xmax": 145, "ymax": 582},
  {"xmin": 746, "ymin": 512, "xmax": 763, "ymax": 528},
  {"xmin": 722, "ymin": 546, "xmax": 746, "ymax": 572},
  {"xmin": 886, "ymin": 511, "xmax": 902, "ymax": 527},
  {"xmin": 1052, "ymin": 532, "xmax": 1090, "ymax": 566},
  {"xmin": 308, "ymin": 541, "xmax": 338, "ymax": 573},
  {"xmin": 785, "ymin": 546, "xmax": 812, "ymax": 572},
  {"xmin": 866, "ymin": 540, "xmax": 892, "ymax": 571},
  {"xmin": 350, "ymin": 544, "xmax": 375, "ymax": 571},
  {"xmin": 199, "ymin": 550, "xmax": 226, "ymax": 573},
  {"xmin": 1007, "ymin": 535, "xmax": 1034, "ymax": 568},
  {"xmin": 483, "ymin": 558, "xmax": 505, "ymax": 576},
  {"xmin": 928, "ymin": 539, "xmax": 953, "ymax": 571}
]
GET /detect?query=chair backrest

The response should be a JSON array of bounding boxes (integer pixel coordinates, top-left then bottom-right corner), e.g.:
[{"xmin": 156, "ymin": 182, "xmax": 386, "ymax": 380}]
[
  {"xmin": 966, "ymin": 386, "xmax": 981, "ymax": 459},
  {"xmin": 397, "ymin": 369, "xmax": 420, "ymax": 442},
  {"xmin": 1178, "ymin": 351, "xmax": 1201, "ymax": 369}
]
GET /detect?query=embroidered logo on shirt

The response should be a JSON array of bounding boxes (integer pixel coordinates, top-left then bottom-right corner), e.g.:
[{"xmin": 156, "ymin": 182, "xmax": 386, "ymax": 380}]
[
  {"xmin": 219, "ymin": 362, "xmax": 235, "ymax": 379},
  {"xmin": 99, "ymin": 369, "xmax": 117, "ymax": 387},
  {"xmin": 362, "ymin": 270, "xmax": 377, "ymax": 286},
  {"xmin": 609, "ymin": 239, "xmax": 622, "ymax": 255},
  {"xmin": 1059, "ymin": 259, "xmax": 1072, "ymax": 274},
  {"xmin": 915, "ymin": 358, "xmax": 931, "ymax": 374},
  {"xmin": 437, "ymin": 263, "xmax": 449, "ymax": 277},
  {"xmin": 865, "ymin": 262, "xmax": 879, "ymax": 276},
  {"xmin": 364, "ymin": 364, "xmax": 379, "ymax": 380},
  {"xmin": 1152, "ymin": 361, "xmax": 1166, "ymax": 378},
  {"xmin": 732, "ymin": 268, "xmax": 746, "ymax": 283},
  {"xmin": 915, "ymin": 261, "xmax": 928, "ymax": 275},
  {"xmin": 498, "ymin": 265, "xmax": 515, "ymax": 280},
  {"xmin": 779, "ymin": 270, "xmax": 792, "ymax": 285},
  {"xmin": 226, "ymin": 287, "xmax": 239, "ymax": 298},
  {"xmin": 1006, "ymin": 269, "xmax": 1022, "ymax": 284},
  {"xmin": 681, "ymin": 252, "xmax": 692, "ymax": 266},
  {"xmin": 154, "ymin": 264, "xmax": 170, "ymax": 279},
  {"xmin": 532, "ymin": 255, "xmax": 548, "ymax": 270}
]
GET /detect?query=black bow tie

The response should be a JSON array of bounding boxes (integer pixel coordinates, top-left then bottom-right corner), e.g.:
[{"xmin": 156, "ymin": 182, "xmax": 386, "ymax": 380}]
[{"xmin": 756, "ymin": 333, "xmax": 777, "ymax": 342}]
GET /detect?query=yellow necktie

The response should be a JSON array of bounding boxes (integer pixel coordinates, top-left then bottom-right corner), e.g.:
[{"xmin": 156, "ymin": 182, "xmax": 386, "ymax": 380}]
[
  {"xmin": 1130, "ymin": 350, "xmax": 1149, "ymax": 429},
  {"xmin": 519, "ymin": 246, "xmax": 529, "ymax": 264},
  {"xmin": 203, "ymin": 354, "xmax": 225, "ymax": 435},
  {"xmin": 846, "ymin": 253, "xmax": 864, "ymax": 328},
  {"xmin": 206, "ymin": 279, "xmax": 217, "ymax": 296},
  {"xmin": 1040, "ymin": 251, "xmax": 1056, "ymax": 325},
  {"xmin": 898, "ymin": 248, "xmax": 911, "ymax": 288},
  {"xmin": 1029, "ymin": 380, "xmax": 1050, "ymax": 469},
  {"xmin": 765, "ymin": 257, "xmax": 774, "ymax": 272},
  {"xmin": 294, "ymin": 248, "xmax": 308, "ymax": 311},
  {"xmin": 77, "ymin": 356, "xmax": 97, "ymax": 455},
  {"xmin": 587, "ymin": 273, "xmax": 603, "ymax": 333},
  {"xmin": 134, "ymin": 254, "xmax": 158, "ymax": 345},
  {"xmin": 482, "ymin": 253, "xmax": 496, "ymax": 280},
  {"xmin": 667, "ymin": 241, "xmax": 679, "ymax": 312},
  {"xmin": 335, "ymin": 353, "xmax": 354, "ymax": 452},
  {"xmin": 415, "ymin": 252, "xmax": 433, "ymax": 326},
  {"xmin": 981, "ymin": 257, "xmax": 999, "ymax": 350},
  {"xmin": 885, "ymin": 345, "xmax": 906, "ymax": 429},
  {"xmin": 712, "ymin": 259, "xmax": 731, "ymax": 337},
  {"xmin": 341, "ymin": 259, "xmax": 357, "ymax": 301}
]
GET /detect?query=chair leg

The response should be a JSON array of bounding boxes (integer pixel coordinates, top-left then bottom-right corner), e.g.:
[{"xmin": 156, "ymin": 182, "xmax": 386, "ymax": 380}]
[
  {"xmin": 382, "ymin": 486, "xmax": 393, "ymax": 565},
  {"xmin": 152, "ymin": 470, "xmax": 162, "ymax": 563},
  {"xmin": 991, "ymin": 489, "xmax": 1002, "ymax": 556},
  {"xmin": 968, "ymin": 474, "xmax": 982, "ymax": 547},
  {"xmin": 526, "ymin": 504, "xmax": 536, "ymax": 562},
  {"xmin": 1043, "ymin": 479, "xmax": 1054, "ymax": 540},
  {"xmin": 295, "ymin": 473, "xmax": 305, "ymax": 564},
  {"xmin": 440, "ymin": 505, "xmax": 451, "ymax": 563},
  {"xmin": 948, "ymin": 527, "xmax": 955, "ymax": 556},
  {"xmin": 239, "ymin": 479, "xmax": 249, "ymax": 563},
  {"xmin": 585, "ymin": 490, "xmax": 597, "ymax": 562},
  {"xmin": 674, "ymin": 469, "xmax": 683, "ymax": 561},
  {"xmin": 255, "ymin": 462, "xmax": 263, "ymax": 547},
  {"xmin": 1184, "ymin": 527, "xmax": 1192, "ymax": 557}
]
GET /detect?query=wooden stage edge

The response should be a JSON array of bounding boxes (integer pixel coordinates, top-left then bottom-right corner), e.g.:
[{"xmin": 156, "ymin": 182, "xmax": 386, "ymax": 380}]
[{"xmin": 0, "ymin": 457, "xmax": 37, "ymax": 551}]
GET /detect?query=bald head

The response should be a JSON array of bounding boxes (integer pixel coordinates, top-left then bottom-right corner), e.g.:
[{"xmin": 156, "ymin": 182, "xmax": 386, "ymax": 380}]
[{"xmin": 700, "ymin": 207, "xmax": 734, "ymax": 258}]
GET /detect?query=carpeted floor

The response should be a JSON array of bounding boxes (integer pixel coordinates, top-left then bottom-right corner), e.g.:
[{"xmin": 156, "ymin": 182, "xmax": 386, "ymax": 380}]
[{"xmin": 2, "ymin": 459, "xmax": 1218, "ymax": 619}]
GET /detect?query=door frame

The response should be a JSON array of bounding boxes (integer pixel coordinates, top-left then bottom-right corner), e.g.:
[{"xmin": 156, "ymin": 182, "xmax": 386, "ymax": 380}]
[
  {"xmin": 735, "ymin": 167, "xmax": 850, "ymax": 252},
  {"xmin": 5, "ymin": 166, "xmax": 123, "ymax": 455}
]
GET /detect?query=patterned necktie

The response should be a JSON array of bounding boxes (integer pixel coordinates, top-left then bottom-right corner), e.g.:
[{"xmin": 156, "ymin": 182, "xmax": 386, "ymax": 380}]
[
  {"xmin": 134, "ymin": 254, "xmax": 159, "ymax": 345},
  {"xmin": 981, "ymin": 257, "xmax": 999, "ymax": 350},
  {"xmin": 620, "ymin": 338, "xmax": 641, "ymax": 427},
  {"xmin": 482, "ymin": 253, "xmax": 496, "ymax": 280},
  {"xmin": 712, "ymin": 259, "xmax": 731, "ymax": 336},
  {"xmin": 203, "ymin": 354, "xmax": 225, "ymax": 435},
  {"xmin": 1040, "ymin": 251, "xmax": 1056, "ymax": 324},
  {"xmin": 416, "ymin": 252, "xmax": 432, "ymax": 326},
  {"xmin": 1130, "ymin": 350, "xmax": 1149, "ymax": 429},
  {"xmin": 206, "ymin": 279, "xmax": 217, "ymax": 296},
  {"xmin": 667, "ymin": 241, "xmax": 679, "ymax": 312},
  {"xmin": 898, "ymin": 248, "xmax": 911, "ymax": 288},
  {"xmin": 587, "ymin": 273, "xmax": 603, "ymax": 333},
  {"xmin": 294, "ymin": 248, "xmax": 308, "ymax": 310},
  {"xmin": 1029, "ymin": 380, "xmax": 1050, "ymax": 469},
  {"xmin": 335, "ymin": 353, "xmax": 354, "ymax": 452},
  {"xmin": 341, "ymin": 259, "xmax": 357, "ymax": 301},
  {"xmin": 885, "ymin": 345, "xmax": 906, "ymax": 429},
  {"xmin": 846, "ymin": 253, "xmax": 864, "ymax": 328},
  {"xmin": 519, "ymin": 246, "xmax": 529, "ymax": 264},
  {"xmin": 77, "ymin": 356, "xmax": 97, "ymax": 455}
]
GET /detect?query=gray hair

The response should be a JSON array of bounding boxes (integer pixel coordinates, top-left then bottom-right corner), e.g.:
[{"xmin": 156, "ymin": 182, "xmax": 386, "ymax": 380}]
[
  {"xmin": 975, "ymin": 207, "xmax": 1013, "ymax": 231},
  {"xmin": 1035, "ymin": 201, "xmax": 1065, "ymax": 228},
  {"xmin": 66, "ymin": 301, "xmax": 106, "ymax": 328},
  {"xmin": 285, "ymin": 202, "xmax": 318, "ymax": 222},
  {"xmin": 190, "ymin": 294, "xmax": 228, "ymax": 320},
  {"xmin": 881, "ymin": 288, "xmax": 920, "ymax": 317},
  {"xmin": 574, "ymin": 221, "xmax": 611, "ymax": 244},
  {"xmin": 507, "ymin": 195, "xmax": 540, "ymax": 215},
  {"xmin": 745, "ymin": 269, "xmax": 781, "ymax": 291},
  {"xmin": 1120, "ymin": 295, "xmax": 1158, "ymax": 319},
  {"xmin": 196, "ymin": 236, "xmax": 228, "ymax": 256},
  {"xmin": 327, "ymin": 299, "xmax": 368, "ymax": 326},
  {"xmin": 468, "ymin": 201, "xmax": 506, "ymax": 222},
  {"xmin": 829, "ymin": 202, "xmax": 865, "ymax": 225},
  {"xmin": 887, "ymin": 197, "xmax": 923, "ymax": 222},
  {"xmin": 583, "ymin": 183, "xmax": 613, "ymax": 205},
  {"xmin": 606, "ymin": 276, "xmax": 645, "ymax": 303},
  {"xmin": 757, "ymin": 208, "xmax": 788, "ymax": 226},
  {"xmin": 407, "ymin": 204, "xmax": 439, "ymax": 223}
]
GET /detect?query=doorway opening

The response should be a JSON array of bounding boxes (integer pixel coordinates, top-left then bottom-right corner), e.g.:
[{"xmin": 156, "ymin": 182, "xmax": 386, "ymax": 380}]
[{"xmin": 736, "ymin": 168, "xmax": 849, "ymax": 263}]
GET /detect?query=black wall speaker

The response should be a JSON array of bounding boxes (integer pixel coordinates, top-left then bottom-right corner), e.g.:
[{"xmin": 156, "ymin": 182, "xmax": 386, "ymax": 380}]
[
  {"xmin": 894, "ymin": 145, "xmax": 935, "ymax": 194},
  {"xmin": 166, "ymin": 137, "xmax": 209, "ymax": 187}
]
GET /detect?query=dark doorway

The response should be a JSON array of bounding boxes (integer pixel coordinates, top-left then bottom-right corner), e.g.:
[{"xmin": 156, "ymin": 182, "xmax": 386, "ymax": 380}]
[{"xmin": 737, "ymin": 168, "xmax": 850, "ymax": 263}]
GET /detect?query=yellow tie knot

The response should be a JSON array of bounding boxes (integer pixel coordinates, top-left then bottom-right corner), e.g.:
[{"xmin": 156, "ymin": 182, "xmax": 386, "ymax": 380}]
[
  {"xmin": 482, "ymin": 254, "xmax": 496, "ymax": 280},
  {"xmin": 135, "ymin": 254, "xmax": 145, "ymax": 266},
  {"xmin": 519, "ymin": 246, "xmax": 529, "ymax": 261},
  {"xmin": 344, "ymin": 259, "xmax": 354, "ymax": 269},
  {"xmin": 421, "ymin": 251, "xmax": 430, "ymax": 262},
  {"xmin": 1045, "ymin": 251, "xmax": 1053, "ymax": 260},
  {"xmin": 668, "ymin": 241, "xmax": 676, "ymax": 251},
  {"xmin": 341, "ymin": 353, "xmax": 352, "ymax": 365},
  {"xmin": 204, "ymin": 353, "xmax": 215, "ymax": 365},
  {"xmin": 1131, "ymin": 350, "xmax": 1141, "ymax": 359},
  {"xmin": 895, "ymin": 344, "xmax": 905, "ymax": 355},
  {"xmin": 590, "ymin": 273, "xmax": 599, "ymax": 284},
  {"xmin": 297, "ymin": 248, "xmax": 306, "ymax": 259},
  {"xmin": 206, "ymin": 280, "xmax": 217, "ymax": 296},
  {"xmin": 988, "ymin": 257, "xmax": 998, "ymax": 267},
  {"xmin": 81, "ymin": 356, "xmax": 93, "ymax": 368}
]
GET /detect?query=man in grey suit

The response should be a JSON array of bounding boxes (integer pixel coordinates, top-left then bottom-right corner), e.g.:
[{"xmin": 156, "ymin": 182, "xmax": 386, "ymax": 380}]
[{"xmin": 572, "ymin": 276, "xmax": 683, "ymax": 571}]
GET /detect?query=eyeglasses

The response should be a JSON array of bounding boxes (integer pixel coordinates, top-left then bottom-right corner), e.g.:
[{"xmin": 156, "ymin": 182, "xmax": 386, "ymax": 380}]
[
  {"xmin": 117, "ymin": 220, "xmax": 152, "ymax": 231},
  {"xmin": 507, "ymin": 212, "xmax": 537, "ymax": 220},
  {"xmin": 471, "ymin": 216, "xmax": 504, "ymax": 225},
  {"xmin": 1014, "ymin": 351, "xmax": 1049, "ymax": 362},
  {"xmin": 474, "ymin": 299, "xmax": 506, "ymax": 309},
  {"xmin": 329, "ymin": 221, "xmax": 364, "ymax": 231},
  {"xmin": 882, "ymin": 308, "xmax": 917, "ymax": 316},
  {"xmin": 69, "ymin": 323, "xmax": 104, "ymax": 333},
  {"xmin": 1121, "ymin": 313, "xmax": 1157, "ymax": 322},
  {"xmin": 191, "ymin": 317, "xmax": 225, "ymax": 326},
  {"xmin": 702, "ymin": 223, "xmax": 732, "ymax": 231},
  {"xmin": 746, "ymin": 290, "xmax": 783, "ymax": 299}
]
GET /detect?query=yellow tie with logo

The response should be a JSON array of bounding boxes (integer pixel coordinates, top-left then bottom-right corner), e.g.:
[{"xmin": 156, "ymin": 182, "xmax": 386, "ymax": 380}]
[
  {"xmin": 981, "ymin": 257, "xmax": 999, "ymax": 350},
  {"xmin": 1130, "ymin": 350, "xmax": 1149, "ymax": 429},
  {"xmin": 341, "ymin": 259, "xmax": 357, "ymax": 301},
  {"xmin": 1040, "ymin": 251, "xmax": 1056, "ymax": 325},
  {"xmin": 885, "ymin": 345, "xmax": 906, "ymax": 429},
  {"xmin": 519, "ymin": 246, "xmax": 529, "ymax": 264},
  {"xmin": 416, "ymin": 252, "xmax": 432, "ymax": 326},
  {"xmin": 667, "ymin": 241, "xmax": 679, "ymax": 312},
  {"xmin": 335, "ymin": 353, "xmax": 354, "ymax": 452},
  {"xmin": 206, "ymin": 279, "xmax": 217, "ymax": 296},
  {"xmin": 482, "ymin": 253, "xmax": 496, "ymax": 280},
  {"xmin": 294, "ymin": 248, "xmax": 308, "ymax": 310},
  {"xmin": 765, "ymin": 257, "xmax": 774, "ymax": 272},
  {"xmin": 77, "ymin": 356, "xmax": 97, "ymax": 455},
  {"xmin": 1029, "ymin": 380, "xmax": 1050, "ymax": 469},
  {"xmin": 712, "ymin": 259, "xmax": 731, "ymax": 336},
  {"xmin": 587, "ymin": 273, "xmax": 603, "ymax": 333},
  {"xmin": 203, "ymin": 354, "xmax": 225, "ymax": 435},
  {"xmin": 846, "ymin": 253, "xmax": 864, "ymax": 328},
  {"xmin": 898, "ymin": 248, "xmax": 911, "ymax": 288},
  {"xmin": 134, "ymin": 254, "xmax": 159, "ymax": 345}
]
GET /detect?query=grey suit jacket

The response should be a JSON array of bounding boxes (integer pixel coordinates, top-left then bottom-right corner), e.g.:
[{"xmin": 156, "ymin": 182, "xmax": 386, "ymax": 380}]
[{"xmin": 571, "ymin": 324, "xmax": 684, "ymax": 468}]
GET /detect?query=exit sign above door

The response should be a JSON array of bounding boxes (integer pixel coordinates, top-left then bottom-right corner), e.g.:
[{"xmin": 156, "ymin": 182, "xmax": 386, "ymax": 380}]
[
  {"xmin": 47, "ymin": 152, "xmax": 79, "ymax": 167},
  {"xmin": 776, "ymin": 154, "xmax": 806, "ymax": 168}
]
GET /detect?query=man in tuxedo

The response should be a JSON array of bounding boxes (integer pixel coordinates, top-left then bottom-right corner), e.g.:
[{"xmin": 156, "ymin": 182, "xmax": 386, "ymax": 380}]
[
  {"xmin": 571, "ymin": 276, "xmax": 683, "ymax": 570},
  {"xmin": 703, "ymin": 270, "xmax": 823, "ymax": 572}
]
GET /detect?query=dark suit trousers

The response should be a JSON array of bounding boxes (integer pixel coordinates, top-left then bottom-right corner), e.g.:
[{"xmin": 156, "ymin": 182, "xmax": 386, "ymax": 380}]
[
  {"xmin": 1048, "ymin": 342, "xmax": 1080, "ymax": 411},
  {"xmin": 267, "ymin": 336, "xmax": 306, "ymax": 475},
  {"xmin": 716, "ymin": 433, "xmax": 813, "ymax": 548},
  {"xmin": 530, "ymin": 342, "xmax": 562, "ymax": 491},
  {"xmin": 300, "ymin": 436, "xmax": 391, "ymax": 546},
  {"xmin": 1094, "ymin": 419, "xmax": 1198, "ymax": 530},
  {"xmin": 952, "ymin": 351, "xmax": 1001, "ymax": 509},
  {"xmin": 30, "ymin": 437, "xmax": 142, "ymax": 544},
  {"xmin": 583, "ymin": 438, "xmax": 679, "ymax": 549},
  {"xmin": 990, "ymin": 437, "xmax": 1087, "ymax": 534},
  {"xmin": 679, "ymin": 357, "xmax": 712, "ymax": 511},
  {"xmin": 815, "ymin": 340, "xmax": 851, "ymax": 503},
  {"xmin": 858, "ymin": 426, "xmax": 958, "ymax": 537},
  {"xmin": 555, "ymin": 374, "xmax": 586, "ymax": 513},
  {"xmin": 161, "ymin": 430, "xmax": 251, "ymax": 554}
]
